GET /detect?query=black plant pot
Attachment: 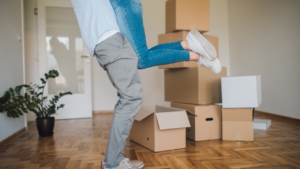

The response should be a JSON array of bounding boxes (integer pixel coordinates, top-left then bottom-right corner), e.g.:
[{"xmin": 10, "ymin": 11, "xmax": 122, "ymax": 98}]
[{"xmin": 36, "ymin": 117, "xmax": 55, "ymax": 137}]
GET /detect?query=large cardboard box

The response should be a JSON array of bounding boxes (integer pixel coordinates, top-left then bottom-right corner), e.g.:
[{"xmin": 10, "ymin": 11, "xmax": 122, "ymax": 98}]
[
  {"xmin": 130, "ymin": 105, "xmax": 190, "ymax": 152},
  {"xmin": 171, "ymin": 103, "xmax": 222, "ymax": 141},
  {"xmin": 221, "ymin": 75, "xmax": 262, "ymax": 108},
  {"xmin": 165, "ymin": 67, "xmax": 227, "ymax": 105},
  {"xmin": 158, "ymin": 31, "xmax": 219, "ymax": 69},
  {"xmin": 222, "ymin": 108, "xmax": 254, "ymax": 141},
  {"xmin": 166, "ymin": 0, "xmax": 210, "ymax": 33}
]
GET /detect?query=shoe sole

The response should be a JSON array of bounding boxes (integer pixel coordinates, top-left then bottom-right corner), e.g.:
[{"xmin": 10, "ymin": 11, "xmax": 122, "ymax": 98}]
[
  {"xmin": 187, "ymin": 29, "xmax": 217, "ymax": 60},
  {"xmin": 203, "ymin": 58, "xmax": 222, "ymax": 74},
  {"xmin": 102, "ymin": 162, "xmax": 144, "ymax": 169}
]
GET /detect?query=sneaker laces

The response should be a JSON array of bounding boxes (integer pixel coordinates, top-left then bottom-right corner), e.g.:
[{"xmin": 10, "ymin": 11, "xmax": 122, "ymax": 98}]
[{"xmin": 123, "ymin": 159, "xmax": 132, "ymax": 169}]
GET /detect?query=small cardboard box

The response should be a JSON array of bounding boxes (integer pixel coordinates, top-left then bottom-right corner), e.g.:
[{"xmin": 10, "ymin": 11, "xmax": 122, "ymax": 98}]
[
  {"xmin": 158, "ymin": 31, "xmax": 219, "ymax": 69},
  {"xmin": 171, "ymin": 103, "xmax": 222, "ymax": 141},
  {"xmin": 130, "ymin": 105, "xmax": 191, "ymax": 152},
  {"xmin": 222, "ymin": 108, "xmax": 254, "ymax": 141},
  {"xmin": 166, "ymin": 0, "xmax": 210, "ymax": 33},
  {"xmin": 165, "ymin": 67, "xmax": 227, "ymax": 105},
  {"xmin": 221, "ymin": 75, "xmax": 262, "ymax": 108}
]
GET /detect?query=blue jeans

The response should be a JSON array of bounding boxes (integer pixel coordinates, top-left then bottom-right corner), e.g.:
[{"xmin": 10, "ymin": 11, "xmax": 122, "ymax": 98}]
[{"xmin": 109, "ymin": 0, "xmax": 190, "ymax": 69}]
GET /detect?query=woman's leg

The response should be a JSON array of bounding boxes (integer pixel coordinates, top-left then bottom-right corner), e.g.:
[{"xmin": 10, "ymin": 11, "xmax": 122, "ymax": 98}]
[
  {"xmin": 149, "ymin": 40, "xmax": 190, "ymax": 51},
  {"xmin": 109, "ymin": 0, "xmax": 192, "ymax": 69}
]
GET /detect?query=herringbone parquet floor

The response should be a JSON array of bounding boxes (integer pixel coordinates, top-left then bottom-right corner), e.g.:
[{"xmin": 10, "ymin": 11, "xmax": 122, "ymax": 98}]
[{"xmin": 0, "ymin": 113, "xmax": 300, "ymax": 169}]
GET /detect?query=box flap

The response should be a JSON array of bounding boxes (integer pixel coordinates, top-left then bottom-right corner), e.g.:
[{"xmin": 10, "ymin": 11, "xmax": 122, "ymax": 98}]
[
  {"xmin": 155, "ymin": 111, "xmax": 191, "ymax": 130},
  {"xmin": 134, "ymin": 105, "xmax": 155, "ymax": 121},
  {"xmin": 222, "ymin": 108, "xmax": 254, "ymax": 122}
]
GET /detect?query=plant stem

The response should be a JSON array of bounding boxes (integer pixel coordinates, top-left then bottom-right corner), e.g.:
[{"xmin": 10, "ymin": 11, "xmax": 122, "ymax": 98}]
[{"xmin": 41, "ymin": 81, "xmax": 47, "ymax": 118}]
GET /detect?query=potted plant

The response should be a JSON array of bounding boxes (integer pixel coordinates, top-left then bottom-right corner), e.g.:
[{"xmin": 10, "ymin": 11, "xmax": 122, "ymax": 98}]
[{"xmin": 0, "ymin": 70, "xmax": 72, "ymax": 137}]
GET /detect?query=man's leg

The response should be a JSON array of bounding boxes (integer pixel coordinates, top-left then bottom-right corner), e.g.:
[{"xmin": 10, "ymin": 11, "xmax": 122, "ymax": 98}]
[{"xmin": 95, "ymin": 33, "xmax": 143, "ymax": 167}]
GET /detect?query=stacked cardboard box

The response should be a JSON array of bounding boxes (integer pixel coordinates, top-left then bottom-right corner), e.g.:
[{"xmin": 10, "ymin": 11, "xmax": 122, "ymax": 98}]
[
  {"xmin": 160, "ymin": 0, "xmax": 227, "ymax": 142},
  {"xmin": 221, "ymin": 75, "xmax": 262, "ymax": 141},
  {"xmin": 130, "ymin": 0, "xmax": 227, "ymax": 152}
]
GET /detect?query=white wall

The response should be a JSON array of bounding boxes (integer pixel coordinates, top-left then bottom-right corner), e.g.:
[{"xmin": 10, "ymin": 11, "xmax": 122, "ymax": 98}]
[
  {"xmin": 205, "ymin": 0, "xmax": 230, "ymax": 74},
  {"xmin": 24, "ymin": 0, "xmax": 39, "ymax": 121},
  {"xmin": 228, "ymin": 0, "xmax": 300, "ymax": 119},
  {"xmin": 0, "ymin": 0, "xmax": 26, "ymax": 142},
  {"xmin": 92, "ymin": 0, "xmax": 231, "ymax": 111}
]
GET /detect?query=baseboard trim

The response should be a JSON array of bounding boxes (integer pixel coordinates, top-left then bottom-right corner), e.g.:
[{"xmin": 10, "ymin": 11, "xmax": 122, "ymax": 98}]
[
  {"xmin": 0, "ymin": 127, "xmax": 26, "ymax": 148},
  {"xmin": 255, "ymin": 110, "xmax": 300, "ymax": 124},
  {"xmin": 93, "ymin": 110, "xmax": 114, "ymax": 114}
]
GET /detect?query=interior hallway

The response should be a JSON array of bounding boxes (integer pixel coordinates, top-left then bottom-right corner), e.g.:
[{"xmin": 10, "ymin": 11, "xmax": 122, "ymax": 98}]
[{"xmin": 0, "ymin": 113, "xmax": 300, "ymax": 169}]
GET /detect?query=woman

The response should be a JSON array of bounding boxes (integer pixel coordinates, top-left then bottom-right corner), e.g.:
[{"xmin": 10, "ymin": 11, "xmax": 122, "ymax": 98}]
[{"xmin": 109, "ymin": 0, "xmax": 222, "ymax": 74}]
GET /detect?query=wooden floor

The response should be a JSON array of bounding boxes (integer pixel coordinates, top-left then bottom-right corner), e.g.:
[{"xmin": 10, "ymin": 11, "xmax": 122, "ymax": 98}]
[{"xmin": 1, "ymin": 113, "xmax": 300, "ymax": 169}]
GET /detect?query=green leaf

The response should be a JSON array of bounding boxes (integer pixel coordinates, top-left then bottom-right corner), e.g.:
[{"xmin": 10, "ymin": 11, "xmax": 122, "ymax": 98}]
[
  {"xmin": 26, "ymin": 94, "xmax": 30, "ymax": 102},
  {"xmin": 57, "ymin": 104, "xmax": 65, "ymax": 110},
  {"xmin": 0, "ymin": 105, "xmax": 4, "ymax": 113},
  {"xmin": 36, "ymin": 99, "xmax": 42, "ymax": 104},
  {"xmin": 44, "ymin": 73, "xmax": 49, "ymax": 79},
  {"xmin": 7, "ymin": 111, "xmax": 12, "ymax": 118},
  {"xmin": 15, "ymin": 86, "xmax": 21, "ymax": 95},
  {"xmin": 9, "ymin": 88, "xmax": 15, "ymax": 96},
  {"xmin": 26, "ymin": 103, "xmax": 36, "ymax": 110},
  {"xmin": 0, "ymin": 91, "xmax": 11, "ymax": 104},
  {"xmin": 21, "ymin": 107, "xmax": 28, "ymax": 113},
  {"xmin": 40, "ymin": 78, "xmax": 46, "ymax": 84},
  {"xmin": 32, "ymin": 96, "xmax": 36, "ymax": 102},
  {"xmin": 13, "ymin": 110, "xmax": 19, "ymax": 118},
  {"xmin": 37, "ymin": 92, "xmax": 43, "ymax": 97},
  {"xmin": 16, "ymin": 109, "xmax": 23, "ymax": 116}
]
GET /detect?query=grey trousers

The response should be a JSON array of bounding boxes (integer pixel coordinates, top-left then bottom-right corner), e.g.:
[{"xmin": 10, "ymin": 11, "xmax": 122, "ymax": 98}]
[{"xmin": 94, "ymin": 33, "xmax": 143, "ymax": 166}]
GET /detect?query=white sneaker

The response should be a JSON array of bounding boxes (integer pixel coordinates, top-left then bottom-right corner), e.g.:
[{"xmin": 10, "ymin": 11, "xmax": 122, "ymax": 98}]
[
  {"xmin": 102, "ymin": 158, "xmax": 144, "ymax": 169},
  {"xmin": 186, "ymin": 29, "xmax": 217, "ymax": 61},
  {"xmin": 198, "ymin": 56, "xmax": 222, "ymax": 74}
]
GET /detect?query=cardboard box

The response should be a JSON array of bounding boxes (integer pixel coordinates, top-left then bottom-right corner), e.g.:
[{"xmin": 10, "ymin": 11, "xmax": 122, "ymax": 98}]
[
  {"xmin": 158, "ymin": 31, "xmax": 219, "ymax": 69},
  {"xmin": 221, "ymin": 75, "xmax": 262, "ymax": 108},
  {"xmin": 130, "ymin": 105, "xmax": 191, "ymax": 152},
  {"xmin": 253, "ymin": 119, "xmax": 271, "ymax": 130},
  {"xmin": 165, "ymin": 67, "xmax": 227, "ymax": 105},
  {"xmin": 166, "ymin": 0, "xmax": 210, "ymax": 33},
  {"xmin": 171, "ymin": 103, "xmax": 222, "ymax": 141},
  {"xmin": 222, "ymin": 108, "xmax": 254, "ymax": 141}
]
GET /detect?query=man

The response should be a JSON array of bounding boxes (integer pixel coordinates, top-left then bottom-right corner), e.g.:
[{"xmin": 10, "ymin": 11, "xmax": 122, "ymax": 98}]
[{"xmin": 71, "ymin": 0, "xmax": 144, "ymax": 169}]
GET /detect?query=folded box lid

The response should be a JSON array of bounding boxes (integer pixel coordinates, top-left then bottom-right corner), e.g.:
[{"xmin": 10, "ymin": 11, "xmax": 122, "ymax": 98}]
[
  {"xmin": 222, "ymin": 108, "xmax": 254, "ymax": 121},
  {"xmin": 134, "ymin": 105, "xmax": 191, "ymax": 130}
]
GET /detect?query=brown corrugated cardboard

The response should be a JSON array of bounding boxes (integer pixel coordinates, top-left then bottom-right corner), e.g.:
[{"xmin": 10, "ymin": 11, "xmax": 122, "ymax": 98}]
[
  {"xmin": 222, "ymin": 108, "xmax": 254, "ymax": 141},
  {"xmin": 222, "ymin": 108, "xmax": 254, "ymax": 121},
  {"xmin": 159, "ymin": 61, "xmax": 199, "ymax": 69},
  {"xmin": 222, "ymin": 121, "xmax": 254, "ymax": 141},
  {"xmin": 171, "ymin": 103, "xmax": 222, "ymax": 141},
  {"xmin": 158, "ymin": 31, "xmax": 218, "ymax": 69},
  {"xmin": 130, "ymin": 105, "xmax": 190, "ymax": 152},
  {"xmin": 166, "ymin": 0, "xmax": 210, "ymax": 33},
  {"xmin": 165, "ymin": 67, "xmax": 227, "ymax": 104}
]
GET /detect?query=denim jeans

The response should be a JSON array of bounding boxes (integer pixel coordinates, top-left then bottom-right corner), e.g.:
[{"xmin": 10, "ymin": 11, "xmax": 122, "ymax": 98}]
[{"xmin": 109, "ymin": 0, "xmax": 190, "ymax": 69}]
